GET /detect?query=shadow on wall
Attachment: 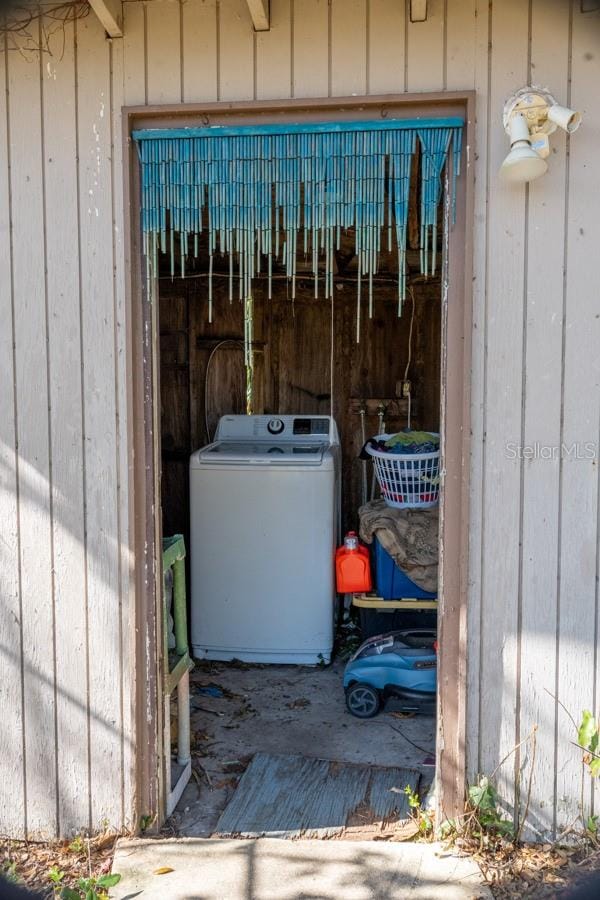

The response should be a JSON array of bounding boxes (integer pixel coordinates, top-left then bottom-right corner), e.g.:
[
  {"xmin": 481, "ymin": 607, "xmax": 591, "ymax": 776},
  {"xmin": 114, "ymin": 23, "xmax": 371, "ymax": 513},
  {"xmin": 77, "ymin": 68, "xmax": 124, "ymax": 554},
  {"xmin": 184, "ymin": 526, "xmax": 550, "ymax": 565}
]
[
  {"xmin": 467, "ymin": 642, "xmax": 595, "ymax": 843},
  {"xmin": 0, "ymin": 445, "xmax": 131, "ymax": 839}
]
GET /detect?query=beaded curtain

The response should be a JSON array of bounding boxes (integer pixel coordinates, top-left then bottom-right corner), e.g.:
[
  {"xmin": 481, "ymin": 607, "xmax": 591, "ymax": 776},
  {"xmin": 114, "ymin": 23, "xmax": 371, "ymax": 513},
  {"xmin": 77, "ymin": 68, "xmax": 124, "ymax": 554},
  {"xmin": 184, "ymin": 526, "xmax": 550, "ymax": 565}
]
[{"xmin": 133, "ymin": 119, "xmax": 462, "ymax": 340}]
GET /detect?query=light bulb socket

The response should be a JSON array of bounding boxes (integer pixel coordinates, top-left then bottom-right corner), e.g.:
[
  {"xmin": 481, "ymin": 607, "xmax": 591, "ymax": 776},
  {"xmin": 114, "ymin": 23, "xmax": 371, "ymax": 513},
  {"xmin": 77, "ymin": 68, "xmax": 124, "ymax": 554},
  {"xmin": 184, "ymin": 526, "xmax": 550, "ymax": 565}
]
[
  {"xmin": 547, "ymin": 104, "xmax": 582, "ymax": 134},
  {"xmin": 507, "ymin": 113, "xmax": 531, "ymax": 145}
]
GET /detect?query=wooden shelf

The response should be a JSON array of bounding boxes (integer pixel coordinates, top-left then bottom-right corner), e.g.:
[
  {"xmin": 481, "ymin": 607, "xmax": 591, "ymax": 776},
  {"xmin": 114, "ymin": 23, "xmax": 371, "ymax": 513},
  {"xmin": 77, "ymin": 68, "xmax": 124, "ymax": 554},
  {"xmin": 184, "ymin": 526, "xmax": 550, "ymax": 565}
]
[{"xmin": 352, "ymin": 593, "xmax": 438, "ymax": 610}]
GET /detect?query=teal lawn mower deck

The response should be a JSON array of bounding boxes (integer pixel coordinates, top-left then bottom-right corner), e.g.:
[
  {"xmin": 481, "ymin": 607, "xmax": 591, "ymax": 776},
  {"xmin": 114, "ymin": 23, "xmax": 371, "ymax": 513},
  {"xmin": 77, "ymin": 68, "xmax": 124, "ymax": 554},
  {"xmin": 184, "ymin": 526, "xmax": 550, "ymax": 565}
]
[{"xmin": 343, "ymin": 629, "xmax": 437, "ymax": 718}]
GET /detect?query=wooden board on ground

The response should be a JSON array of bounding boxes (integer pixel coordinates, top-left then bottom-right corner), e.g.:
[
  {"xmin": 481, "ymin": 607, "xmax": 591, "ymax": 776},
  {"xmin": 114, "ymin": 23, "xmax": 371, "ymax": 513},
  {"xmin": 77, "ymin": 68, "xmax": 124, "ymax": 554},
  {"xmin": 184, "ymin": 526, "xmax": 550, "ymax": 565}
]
[{"xmin": 214, "ymin": 752, "xmax": 420, "ymax": 839}]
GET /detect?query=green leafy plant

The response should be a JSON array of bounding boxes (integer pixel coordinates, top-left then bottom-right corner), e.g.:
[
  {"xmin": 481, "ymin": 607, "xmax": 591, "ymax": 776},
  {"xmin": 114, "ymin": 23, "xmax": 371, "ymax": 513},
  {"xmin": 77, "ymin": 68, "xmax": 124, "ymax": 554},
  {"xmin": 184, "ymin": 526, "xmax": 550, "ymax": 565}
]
[
  {"xmin": 139, "ymin": 814, "xmax": 153, "ymax": 833},
  {"xmin": 1, "ymin": 861, "xmax": 19, "ymax": 884},
  {"xmin": 585, "ymin": 814, "xmax": 598, "ymax": 839},
  {"xmin": 403, "ymin": 784, "xmax": 433, "ymax": 836},
  {"xmin": 48, "ymin": 865, "xmax": 66, "ymax": 892},
  {"xmin": 59, "ymin": 873, "xmax": 121, "ymax": 900},
  {"xmin": 68, "ymin": 836, "xmax": 86, "ymax": 855},
  {"xmin": 467, "ymin": 776, "xmax": 514, "ymax": 838},
  {"xmin": 577, "ymin": 710, "xmax": 600, "ymax": 777}
]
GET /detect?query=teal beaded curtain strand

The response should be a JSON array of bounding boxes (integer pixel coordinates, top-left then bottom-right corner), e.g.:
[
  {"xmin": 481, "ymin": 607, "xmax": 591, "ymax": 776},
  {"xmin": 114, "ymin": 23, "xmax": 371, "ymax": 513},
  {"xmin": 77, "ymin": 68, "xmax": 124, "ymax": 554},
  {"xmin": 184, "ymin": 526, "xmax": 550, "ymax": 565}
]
[{"xmin": 133, "ymin": 118, "xmax": 463, "ymax": 338}]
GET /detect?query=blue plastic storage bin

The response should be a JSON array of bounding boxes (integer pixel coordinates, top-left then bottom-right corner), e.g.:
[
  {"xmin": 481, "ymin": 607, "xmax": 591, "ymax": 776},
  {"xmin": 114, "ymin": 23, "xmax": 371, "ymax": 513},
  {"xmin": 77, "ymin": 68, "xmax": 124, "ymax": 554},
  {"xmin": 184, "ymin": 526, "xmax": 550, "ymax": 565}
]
[{"xmin": 373, "ymin": 537, "xmax": 437, "ymax": 600}]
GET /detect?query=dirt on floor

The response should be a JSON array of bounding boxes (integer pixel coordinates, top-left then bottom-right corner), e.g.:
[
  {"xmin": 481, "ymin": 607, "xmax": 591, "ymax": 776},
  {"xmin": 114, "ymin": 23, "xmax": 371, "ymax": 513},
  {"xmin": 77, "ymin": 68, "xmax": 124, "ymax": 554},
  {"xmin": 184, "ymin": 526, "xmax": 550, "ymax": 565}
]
[{"xmin": 168, "ymin": 657, "xmax": 437, "ymax": 836}]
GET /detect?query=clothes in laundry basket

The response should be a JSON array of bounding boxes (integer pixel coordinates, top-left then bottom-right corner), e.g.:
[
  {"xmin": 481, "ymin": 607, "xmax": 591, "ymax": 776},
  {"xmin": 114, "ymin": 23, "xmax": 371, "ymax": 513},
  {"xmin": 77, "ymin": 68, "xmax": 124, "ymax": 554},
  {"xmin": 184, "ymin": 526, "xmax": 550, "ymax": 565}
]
[
  {"xmin": 358, "ymin": 499, "xmax": 438, "ymax": 593},
  {"xmin": 360, "ymin": 431, "xmax": 439, "ymax": 458},
  {"xmin": 383, "ymin": 431, "xmax": 439, "ymax": 454}
]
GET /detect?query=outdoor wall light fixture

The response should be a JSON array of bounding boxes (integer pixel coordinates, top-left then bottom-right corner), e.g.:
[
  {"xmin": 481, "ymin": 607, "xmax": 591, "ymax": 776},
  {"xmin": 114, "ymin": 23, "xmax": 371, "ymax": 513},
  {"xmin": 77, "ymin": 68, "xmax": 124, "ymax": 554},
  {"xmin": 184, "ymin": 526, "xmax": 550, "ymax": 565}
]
[{"xmin": 500, "ymin": 87, "xmax": 582, "ymax": 184}]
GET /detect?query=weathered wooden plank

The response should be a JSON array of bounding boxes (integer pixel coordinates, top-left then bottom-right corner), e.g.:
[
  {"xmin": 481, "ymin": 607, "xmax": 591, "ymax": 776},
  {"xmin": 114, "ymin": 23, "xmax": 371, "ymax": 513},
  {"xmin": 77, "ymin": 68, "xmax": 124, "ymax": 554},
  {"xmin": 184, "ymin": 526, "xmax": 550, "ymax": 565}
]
[
  {"xmin": 414, "ymin": 284, "xmax": 441, "ymax": 432},
  {"xmin": 146, "ymin": 0, "xmax": 182, "ymax": 104},
  {"xmin": 190, "ymin": 280, "xmax": 247, "ymax": 440},
  {"xmin": 517, "ymin": 0, "xmax": 570, "ymax": 840},
  {"xmin": 42, "ymin": 16, "xmax": 91, "ymax": 837},
  {"xmin": 555, "ymin": 3, "xmax": 600, "ymax": 833},
  {"xmin": 444, "ymin": 0, "xmax": 476, "ymax": 91},
  {"xmin": 406, "ymin": 0, "xmax": 444, "ymax": 92},
  {"xmin": 465, "ymin": 0, "xmax": 490, "ymax": 784},
  {"xmin": 292, "ymin": 0, "xmax": 329, "ymax": 98},
  {"xmin": 330, "ymin": 0, "xmax": 367, "ymax": 97},
  {"xmin": 89, "ymin": 0, "xmax": 123, "ymax": 37},
  {"xmin": 215, "ymin": 753, "xmax": 419, "ymax": 838},
  {"xmin": 477, "ymin": 0, "xmax": 529, "ymax": 810},
  {"xmin": 123, "ymin": 0, "xmax": 147, "ymax": 106},
  {"xmin": 0, "ymin": 36, "xmax": 26, "ymax": 840},
  {"xmin": 246, "ymin": 0, "xmax": 270, "ymax": 31},
  {"xmin": 219, "ymin": 0, "xmax": 255, "ymax": 101},
  {"xmin": 367, "ymin": 0, "xmax": 405, "ymax": 94},
  {"xmin": 181, "ymin": 0, "xmax": 218, "ymax": 102},
  {"xmin": 76, "ymin": 14, "xmax": 124, "ymax": 830},
  {"xmin": 7, "ymin": 40, "xmax": 57, "ymax": 838},
  {"xmin": 161, "ymin": 365, "xmax": 191, "ymax": 449},
  {"xmin": 255, "ymin": 0, "xmax": 292, "ymax": 100},
  {"xmin": 188, "ymin": 283, "xmax": 204, "ymax": 451},
  {"xmin": 204, "ymin": 343, "xmax": 246, "ymax": 433},
  {"xmin": 110, "ymin": 31, "xmax": 134, "ymax": 831}
]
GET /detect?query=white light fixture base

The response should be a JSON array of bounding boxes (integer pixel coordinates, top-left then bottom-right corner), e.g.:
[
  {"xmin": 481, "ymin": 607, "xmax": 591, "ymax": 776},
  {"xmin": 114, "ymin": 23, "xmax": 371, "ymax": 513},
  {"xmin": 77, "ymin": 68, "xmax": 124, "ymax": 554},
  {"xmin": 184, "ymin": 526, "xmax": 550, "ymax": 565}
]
[{"xmin": 503, "ymin": 86, "xmax": 582, "ymax": 143}]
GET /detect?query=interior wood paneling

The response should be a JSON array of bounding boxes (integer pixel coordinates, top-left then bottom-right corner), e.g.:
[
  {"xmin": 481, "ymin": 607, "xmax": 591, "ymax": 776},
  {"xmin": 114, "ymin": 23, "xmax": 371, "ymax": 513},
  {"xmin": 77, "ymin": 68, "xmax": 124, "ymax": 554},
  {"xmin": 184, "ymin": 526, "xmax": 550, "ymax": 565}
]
[{"xmin": 158, "ymin": 262, "xmax": 442, "ymax": 546}]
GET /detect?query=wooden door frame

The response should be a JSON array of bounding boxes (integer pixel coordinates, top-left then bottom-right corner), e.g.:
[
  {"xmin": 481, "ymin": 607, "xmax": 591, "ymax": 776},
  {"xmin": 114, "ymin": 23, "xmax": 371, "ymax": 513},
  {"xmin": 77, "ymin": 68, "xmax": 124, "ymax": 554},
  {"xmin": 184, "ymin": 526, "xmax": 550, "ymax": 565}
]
[{"xmin": 123, "ymin": 91, "xmax": 475, "ymax": 830}]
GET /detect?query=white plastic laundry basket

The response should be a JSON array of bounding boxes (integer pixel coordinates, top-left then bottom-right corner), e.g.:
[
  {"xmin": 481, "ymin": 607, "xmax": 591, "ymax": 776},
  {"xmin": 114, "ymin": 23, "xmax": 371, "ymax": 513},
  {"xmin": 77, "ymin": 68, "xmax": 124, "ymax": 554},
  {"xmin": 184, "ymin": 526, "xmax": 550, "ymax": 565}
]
[{"xmin": 366, "ymin": 433, "xmax": 440, "ymax": 509}]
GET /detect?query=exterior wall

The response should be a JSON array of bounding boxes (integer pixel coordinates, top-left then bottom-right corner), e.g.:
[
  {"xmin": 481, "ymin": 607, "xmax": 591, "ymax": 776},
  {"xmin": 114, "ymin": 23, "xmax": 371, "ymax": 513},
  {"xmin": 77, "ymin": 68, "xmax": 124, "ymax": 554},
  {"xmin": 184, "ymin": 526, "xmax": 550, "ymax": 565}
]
[
  {"xmin": 0, "ymin": 9, "xmax": 132, "ymax": 838},
  {"xmin": 1, "ymin": 0, "xmax": 599, "ymax": 839}
]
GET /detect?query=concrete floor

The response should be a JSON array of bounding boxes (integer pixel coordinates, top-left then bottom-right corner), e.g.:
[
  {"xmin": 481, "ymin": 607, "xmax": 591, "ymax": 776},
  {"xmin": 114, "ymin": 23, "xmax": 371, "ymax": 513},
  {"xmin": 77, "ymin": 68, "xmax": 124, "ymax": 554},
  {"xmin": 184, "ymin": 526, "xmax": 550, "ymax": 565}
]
[
  {"xmin": 171, "ymin": 659, "xmax": 436, "ymax": 836},
  {"xmin": 111, "ymin": 837, "xmax": 491, "ymax": 899}
]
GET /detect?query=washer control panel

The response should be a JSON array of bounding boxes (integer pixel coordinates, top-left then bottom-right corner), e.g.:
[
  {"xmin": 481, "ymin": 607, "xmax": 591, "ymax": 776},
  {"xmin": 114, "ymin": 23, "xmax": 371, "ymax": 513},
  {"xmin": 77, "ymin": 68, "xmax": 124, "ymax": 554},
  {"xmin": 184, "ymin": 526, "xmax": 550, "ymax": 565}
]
[
  {"xmin": 215, "ymin": 414, "xmax": 339, "ymax": 445},
  {"xmin": 293, "ymin": 417, "xmax": 329, "ymax": 436}
]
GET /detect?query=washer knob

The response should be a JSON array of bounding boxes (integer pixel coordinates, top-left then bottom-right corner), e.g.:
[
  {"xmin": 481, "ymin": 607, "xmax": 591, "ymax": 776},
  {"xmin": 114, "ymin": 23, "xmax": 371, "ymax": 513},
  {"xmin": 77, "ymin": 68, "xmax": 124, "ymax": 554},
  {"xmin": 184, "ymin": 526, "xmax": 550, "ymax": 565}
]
[{"xmin": 267, "ymin": 418, "xmax": 285, "ymax": 435}]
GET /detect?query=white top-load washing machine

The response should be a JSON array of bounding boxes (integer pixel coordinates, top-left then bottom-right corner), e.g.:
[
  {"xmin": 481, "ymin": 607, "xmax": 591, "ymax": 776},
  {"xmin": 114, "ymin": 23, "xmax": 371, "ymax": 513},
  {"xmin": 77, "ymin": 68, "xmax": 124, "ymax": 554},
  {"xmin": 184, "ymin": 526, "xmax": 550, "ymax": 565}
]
[{"xmin": 190, "ymin": 414, "xmax": 340, "ymax": 664}]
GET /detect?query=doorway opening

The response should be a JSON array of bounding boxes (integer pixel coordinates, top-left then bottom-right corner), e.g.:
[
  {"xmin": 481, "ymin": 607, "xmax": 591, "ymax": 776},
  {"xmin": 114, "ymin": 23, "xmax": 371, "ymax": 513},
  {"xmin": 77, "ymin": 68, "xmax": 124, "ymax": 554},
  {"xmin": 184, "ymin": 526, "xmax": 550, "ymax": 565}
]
[
  {"xmin": 160, "ymin": 241, "xmax": 440, "ymax": 837},
  {"xmin": 126, "ymin": 95, "xmax": 473, "ymax": 837}
]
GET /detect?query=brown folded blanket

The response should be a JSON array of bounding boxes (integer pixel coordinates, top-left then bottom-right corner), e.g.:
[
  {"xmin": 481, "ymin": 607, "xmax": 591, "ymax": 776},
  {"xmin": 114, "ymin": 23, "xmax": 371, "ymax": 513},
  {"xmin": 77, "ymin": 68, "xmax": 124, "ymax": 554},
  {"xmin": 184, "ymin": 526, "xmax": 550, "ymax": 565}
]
[{"xmin": 358, "ymin": 499, "xmax": 438, "ymax": 593}]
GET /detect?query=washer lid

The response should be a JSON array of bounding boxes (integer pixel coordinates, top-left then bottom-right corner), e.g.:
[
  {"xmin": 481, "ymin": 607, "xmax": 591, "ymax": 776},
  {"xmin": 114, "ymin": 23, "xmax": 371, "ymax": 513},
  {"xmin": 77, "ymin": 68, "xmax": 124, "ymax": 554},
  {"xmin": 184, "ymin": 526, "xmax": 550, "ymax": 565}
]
[{"xmin": 195, "ymin": 441, "xmax": 327, "ymax": 465}]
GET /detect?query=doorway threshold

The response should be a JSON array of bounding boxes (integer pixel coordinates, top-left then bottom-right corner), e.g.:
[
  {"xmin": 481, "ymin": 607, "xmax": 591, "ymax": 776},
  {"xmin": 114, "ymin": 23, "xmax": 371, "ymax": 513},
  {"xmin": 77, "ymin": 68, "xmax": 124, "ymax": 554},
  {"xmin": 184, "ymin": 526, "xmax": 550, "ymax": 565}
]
[{"xmin": 111, "ymin": 836, "xmax": 491, "ymax": 899}]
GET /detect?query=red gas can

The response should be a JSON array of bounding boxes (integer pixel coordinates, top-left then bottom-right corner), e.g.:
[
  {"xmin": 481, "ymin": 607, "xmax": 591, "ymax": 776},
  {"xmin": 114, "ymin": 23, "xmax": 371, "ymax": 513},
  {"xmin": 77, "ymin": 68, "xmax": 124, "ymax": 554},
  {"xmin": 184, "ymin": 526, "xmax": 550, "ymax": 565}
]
[{"xmin": 335, "ymin": 531, "xmax": 373, "ymax": 593}]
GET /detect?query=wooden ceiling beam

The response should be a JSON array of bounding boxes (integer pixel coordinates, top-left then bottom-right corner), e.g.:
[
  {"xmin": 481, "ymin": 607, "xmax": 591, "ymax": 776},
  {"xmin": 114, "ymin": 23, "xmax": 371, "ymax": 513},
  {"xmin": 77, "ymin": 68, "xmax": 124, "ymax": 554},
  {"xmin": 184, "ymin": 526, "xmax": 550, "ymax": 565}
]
[
  {"xmin": 245, "ymin": 0, "xmax": 270, "ymax": 31},
  {"xmin": 88, "ymin": 0, "xmax": 123, "ymax": 38}
]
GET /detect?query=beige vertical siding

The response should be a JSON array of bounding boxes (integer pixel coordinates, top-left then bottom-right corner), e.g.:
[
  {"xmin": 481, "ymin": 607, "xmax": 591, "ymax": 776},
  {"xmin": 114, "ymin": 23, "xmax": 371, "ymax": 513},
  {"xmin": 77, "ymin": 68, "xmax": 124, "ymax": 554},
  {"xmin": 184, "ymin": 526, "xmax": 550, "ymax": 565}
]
[
  {"xmin": 1, "ymin": 0, "xmax": 599, "ymax": 839},
  {"xmin": 0, "ymin": 9, "xmax": 131, "ymax": 838}
]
